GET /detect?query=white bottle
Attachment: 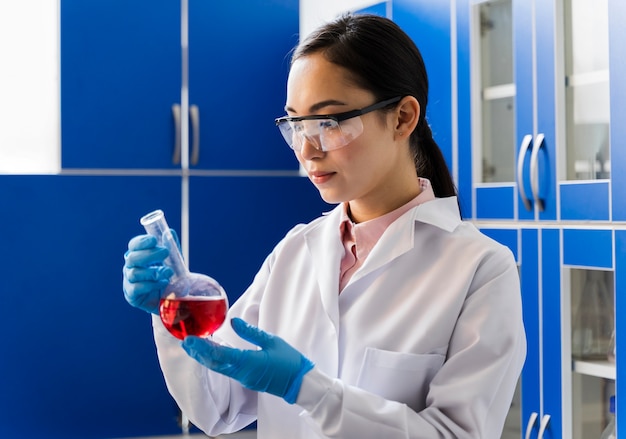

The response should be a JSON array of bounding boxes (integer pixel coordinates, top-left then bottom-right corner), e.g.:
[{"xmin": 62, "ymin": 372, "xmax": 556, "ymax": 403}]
[{"xmin": 600, "ymin": 395, "xmax": 616, "ymax": 439}]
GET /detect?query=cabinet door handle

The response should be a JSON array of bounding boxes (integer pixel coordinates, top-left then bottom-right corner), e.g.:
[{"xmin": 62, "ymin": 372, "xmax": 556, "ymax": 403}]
[
  {"xmin": 524, "ymin": 411, "xmax": 538, "ymax": 439},
  {"xmin": 537, "ymin": 414, "xmax": 551, "ymax": 438},
  {"xmin": 530, "ymin": 133, "xmax": 546, "ymax": 212},
  {"xmin": 172, "ymin": 104, "xmax": 182, "ymax": 165},
  {"xmin": 517, "ymin": 134, "xmax": 533, "ymax": 211},
  {"xmin": 189, "ymin": 105, "xmax": 200, "ymax": 166}
]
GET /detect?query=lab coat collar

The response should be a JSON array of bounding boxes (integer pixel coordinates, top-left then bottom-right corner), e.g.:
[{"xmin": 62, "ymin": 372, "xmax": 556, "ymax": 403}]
[
  {"xmin": 303, "ymin": 196, "xmax": 462, "ymax": 323},
  {"xmin": 409, "ymin": 196, "xmax": 462, "ymax": 232},
  {"xmin": 320, "ymin": 196, "xmax": 462, "ymax": 232}
]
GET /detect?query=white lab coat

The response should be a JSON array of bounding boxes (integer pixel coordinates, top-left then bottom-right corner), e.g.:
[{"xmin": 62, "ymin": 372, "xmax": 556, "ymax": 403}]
[{"xmin": 153, "ymin": 196, "xmax": 526, "ymax": 438}]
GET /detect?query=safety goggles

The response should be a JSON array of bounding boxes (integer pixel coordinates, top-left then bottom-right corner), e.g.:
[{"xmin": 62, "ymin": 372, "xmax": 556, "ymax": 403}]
[{"xmin": 275, "ymin": 96, "xmax": 402, "ymax": 152}]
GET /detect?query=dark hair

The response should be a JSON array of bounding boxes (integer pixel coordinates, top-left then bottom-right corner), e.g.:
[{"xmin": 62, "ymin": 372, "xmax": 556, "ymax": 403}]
[{"xmin": 291, "ymin": 13, "xmax": 457, "ymax": 199}]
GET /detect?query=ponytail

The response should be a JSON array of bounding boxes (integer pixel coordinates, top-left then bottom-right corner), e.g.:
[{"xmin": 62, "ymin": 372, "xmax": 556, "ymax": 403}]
[{"xmin": 412, "ymin": 120, "xmax": 457, "ymax": 199}]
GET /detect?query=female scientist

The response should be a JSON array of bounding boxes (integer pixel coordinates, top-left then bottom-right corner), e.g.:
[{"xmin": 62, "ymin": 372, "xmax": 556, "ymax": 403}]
[{"xmin": 123, "ymin": 13, "xmax": 526, "ymax": 439}]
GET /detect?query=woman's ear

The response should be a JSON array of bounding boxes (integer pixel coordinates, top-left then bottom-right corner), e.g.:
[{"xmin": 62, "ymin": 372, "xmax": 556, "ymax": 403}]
[{"xmin": 394, "ymin": 96, "xmax": 420, "ymax": 140}]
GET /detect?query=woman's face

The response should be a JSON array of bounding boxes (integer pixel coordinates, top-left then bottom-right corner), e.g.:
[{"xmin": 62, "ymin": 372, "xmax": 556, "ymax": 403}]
[{"xmin": 285, "ymin": 53, "xmax": 415, "ymax": 215}]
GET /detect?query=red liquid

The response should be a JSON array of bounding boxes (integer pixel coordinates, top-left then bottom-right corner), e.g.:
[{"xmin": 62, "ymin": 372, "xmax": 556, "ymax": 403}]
[{"xmin": 159, "ymin": 296, "xmax": 227, "ymax": 340}]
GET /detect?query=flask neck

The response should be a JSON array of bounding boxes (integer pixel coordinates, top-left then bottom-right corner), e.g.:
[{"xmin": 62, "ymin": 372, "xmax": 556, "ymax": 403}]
[{"xmin": 140, "ymin": 210, "xmax": 190, "ymax": 279}]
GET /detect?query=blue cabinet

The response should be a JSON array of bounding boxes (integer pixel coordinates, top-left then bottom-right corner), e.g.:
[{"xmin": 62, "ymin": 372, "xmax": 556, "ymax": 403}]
[
  {"xmin": 188, "ymin": 176, "xmax": 331, "ymax": 304},
  {"xmin": 0, "ymin": 175, "xmax": 182, "ymax": 438},
  {"xmin": 15, "ymin": 2, "xmax": 307, "ymax": 438},
  {"xmin": 61, "ymin": 0, "xmax": 181, "ymax": 170},
  {"xmin": 187, "ymin": 0, "xmax": 299, "ymax": 171},
  {"xmin": 61, "ymin": 0, "xmax": 300, "ymax": 171},
  {"xmin": 457, "ymin": 0, "xmax": 625, "ymax": 436},
  {"xmin": 458, "ymin": 0, "xmax": 558, "ymax": 221}
]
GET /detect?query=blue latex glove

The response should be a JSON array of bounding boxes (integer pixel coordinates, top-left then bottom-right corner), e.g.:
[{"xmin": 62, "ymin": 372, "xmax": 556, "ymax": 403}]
[
  {"xmin": 122, "ymin": 233, "xmax": 176, "ymax": 314},
  {"xmin": 182, "ymin": 318, "xmax": 315, "ymax": 404}
]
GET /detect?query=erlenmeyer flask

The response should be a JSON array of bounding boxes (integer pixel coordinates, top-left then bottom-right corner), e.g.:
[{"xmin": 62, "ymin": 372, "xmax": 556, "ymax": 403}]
[
  {"xmin": 141, "ymin": 209, "xmax": 228, "ymax": 339},
  {"xmin": 571, "ymin": 271, "xmax": 613, "ymax": 360}
]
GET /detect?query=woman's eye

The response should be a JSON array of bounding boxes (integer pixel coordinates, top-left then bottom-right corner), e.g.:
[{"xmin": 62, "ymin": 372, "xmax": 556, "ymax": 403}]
[{"xmin": 319, "ymin": 120, "xmax": 336, "ymax": 130}]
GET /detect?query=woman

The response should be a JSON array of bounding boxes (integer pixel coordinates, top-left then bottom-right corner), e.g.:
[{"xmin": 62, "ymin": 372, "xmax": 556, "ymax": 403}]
[{"xmin": 123, "ymin": 13, "xmax": 526, "ymax": 438}]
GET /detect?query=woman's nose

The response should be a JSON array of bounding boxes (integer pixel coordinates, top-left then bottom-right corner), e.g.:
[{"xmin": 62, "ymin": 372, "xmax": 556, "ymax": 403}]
[{"xmin": 298, "ymin": 134, "xmax": 325, "ymax": 160}]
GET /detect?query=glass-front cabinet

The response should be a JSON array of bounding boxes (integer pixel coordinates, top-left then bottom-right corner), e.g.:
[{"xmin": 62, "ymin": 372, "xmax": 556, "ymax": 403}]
[
  {"xmin": 560, "ymin": 0, "xmax": 612, "ymax": 221},
  {"xmin": 563, "ymin": 0, "xmax": 610, "ymax": 182},
  {"xmin": 470, "ymin": 0, "xmax": 518, "ymax": 220},
  {"xmin": 458, "ymin": 0, "xmax": 626, "ymax": 437},
  {"xmin": 474, "ymin": 0, "xmax": 515, "ymax": 186}
]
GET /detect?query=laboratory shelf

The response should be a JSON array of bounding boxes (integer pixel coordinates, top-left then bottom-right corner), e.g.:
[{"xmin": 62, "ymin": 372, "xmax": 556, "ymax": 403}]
[{"xmin": 572, "ymin": 360, "xmax": 616, "ymax": 380}]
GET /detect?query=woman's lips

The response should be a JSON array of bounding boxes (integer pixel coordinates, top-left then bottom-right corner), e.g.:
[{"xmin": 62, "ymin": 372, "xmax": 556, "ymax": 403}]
[{"xmin": 309, "ymin": 171, "xmax": 335, "ymax": 185}]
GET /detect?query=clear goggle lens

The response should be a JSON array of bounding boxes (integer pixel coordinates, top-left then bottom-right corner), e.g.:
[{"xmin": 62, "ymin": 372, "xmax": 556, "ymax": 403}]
[{"xmin": 276, "ymin": 116, "xmax": 364, "ymax": 152}]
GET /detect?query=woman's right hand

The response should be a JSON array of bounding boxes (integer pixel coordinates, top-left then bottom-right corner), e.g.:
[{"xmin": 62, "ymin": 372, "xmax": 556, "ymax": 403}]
[{"xmin": 123, "ymin": 234, "xmax": 174, "ymax": 315}]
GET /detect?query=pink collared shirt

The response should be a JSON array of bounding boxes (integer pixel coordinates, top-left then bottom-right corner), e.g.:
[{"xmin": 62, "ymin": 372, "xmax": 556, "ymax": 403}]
[{"xmin": 338, "ymin": 178, "xmax": 435, "ymax": 292}]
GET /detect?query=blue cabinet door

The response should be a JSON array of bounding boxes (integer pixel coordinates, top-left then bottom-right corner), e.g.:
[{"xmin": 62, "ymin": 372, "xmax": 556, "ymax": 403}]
[
  {"xmin": 540, "ymin": 228, "xmax": 562, "ymax": 438},
  {"xmin": 457, "ymin": 0, "xmax": 557, "ymax": 221},
  {"xmin": 513, "ymin": 0, "xmax": 557, "ymax": 221},
  {"xmin": 187, "ymin": 0, "xmax": 300, "ymax": 171},
  {"xmin": 609, "ymin": 1, "xmax": 626, "ymax": 221},
  {"xmin": 0, "ymin": 175, "xmax": 182, "ymax": 438},
  {"xmin": 61, "ymin": 0, "xmax": 181, "ymax": 170},
  {"xmin": 519, "ymin": 228, "xmax": 562, "ymax": 438},
  {"xmin": 520, "ymin": 229, "xmax": 541, "ymax": 438},
  {"xmin": 393, "ymin": 0, "xmax": 454, "ymax": 193},
  {"xmin": 188, "ymin": 176, "xmax": 331, "ymax": 304},
  {"xmin": 615, "ymin": 231, "xmax": 626, "ymax": 437}
]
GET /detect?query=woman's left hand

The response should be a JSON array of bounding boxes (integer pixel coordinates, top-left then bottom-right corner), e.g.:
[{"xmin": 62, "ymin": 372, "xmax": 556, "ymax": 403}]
[{"xmin": 182, "ymin": 317, "xmax": 314, "ymax": 404}]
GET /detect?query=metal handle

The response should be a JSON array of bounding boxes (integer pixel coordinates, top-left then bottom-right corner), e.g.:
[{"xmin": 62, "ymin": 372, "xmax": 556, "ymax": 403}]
[
  {"xmin": 516, "ymin": 134, "xmax": 533, "ymax": 211},
  {"xmin": 537, "ymin": 414, "xmax": 551, "ymax": 438},
  {"xmin": 524, "ymin": 412, "xmax": 538, "ymax": 439},
  {"xmin": 172, "ymin": 104, "xmax": 182, "ymax": 165},
  {"xmin": 530, "ymin": 133, "xmax": 545, "ymax": 212},
  {"xmin": 189, "ymin": 104, "xmax": 200, "ymax": 166}
]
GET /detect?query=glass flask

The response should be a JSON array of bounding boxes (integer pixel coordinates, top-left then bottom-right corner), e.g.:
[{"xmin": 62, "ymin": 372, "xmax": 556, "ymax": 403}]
[
  {"xmin": 572, "ymin": 270, "xmax": 614, "ymax": 360},
  {"xmin": 140, "ymin": 209, "xmax": 228, "ymax": 340}
]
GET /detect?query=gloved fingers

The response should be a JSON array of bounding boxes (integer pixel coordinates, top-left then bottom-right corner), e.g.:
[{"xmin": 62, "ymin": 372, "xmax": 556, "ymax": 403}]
[
  {"xmin": 122, "ymin": 277, "xmax": 164, "ymax": 314},
  {"xmin": 231, "ymin": 317, "xmax": 273, "ymax": 349},
  {"xmin": 126, "ymin": 278, "xmax": 168, "ymax": 295},
  {"xmin": 182, "ymin": 336, "xmax": 244, "ymax": 371},
  {"xmin": 124, "ymin": 265, "xmax": 174, "ymax": 283},
  {"xmin": 124, "ymin": 246, "xmax": 170, "ymax": 268},
  {"xmin": 127, "ymin": 234, "xmax": 158, "ymax": 251}
]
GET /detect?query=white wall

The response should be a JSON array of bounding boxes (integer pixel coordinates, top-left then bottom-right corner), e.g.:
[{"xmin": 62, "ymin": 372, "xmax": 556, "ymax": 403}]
[
  {"xmin": 0, "ymin": 1, "xmax": 59, "ymax": 173},
  {"xmin": 300, "ymin": 0, "xmax": 389, "ymax": 39}
]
